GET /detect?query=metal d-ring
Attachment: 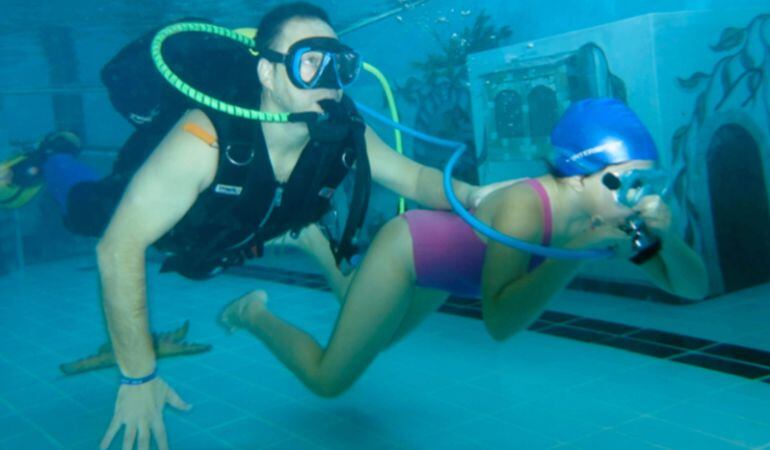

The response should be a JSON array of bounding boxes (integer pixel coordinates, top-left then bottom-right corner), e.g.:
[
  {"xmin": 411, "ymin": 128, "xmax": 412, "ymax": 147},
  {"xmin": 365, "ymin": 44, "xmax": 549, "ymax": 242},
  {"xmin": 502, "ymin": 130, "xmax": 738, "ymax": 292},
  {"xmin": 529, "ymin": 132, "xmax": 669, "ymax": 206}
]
[
  {"xmin": 225, "ymin": 144, "xmax": 255, "ymax": 166},
  {"xmin": 341, "ymin": 149, "xmax": 355, "ymax": 169}
]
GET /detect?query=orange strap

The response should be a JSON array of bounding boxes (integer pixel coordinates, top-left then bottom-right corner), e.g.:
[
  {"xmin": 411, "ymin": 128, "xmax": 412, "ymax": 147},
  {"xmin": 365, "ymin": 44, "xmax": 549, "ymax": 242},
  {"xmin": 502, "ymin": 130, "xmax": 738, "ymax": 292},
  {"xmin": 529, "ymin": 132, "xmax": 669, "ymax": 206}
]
[{"xmin": 183, "ymin": 123, "xmax": 217, "ymax": 147}]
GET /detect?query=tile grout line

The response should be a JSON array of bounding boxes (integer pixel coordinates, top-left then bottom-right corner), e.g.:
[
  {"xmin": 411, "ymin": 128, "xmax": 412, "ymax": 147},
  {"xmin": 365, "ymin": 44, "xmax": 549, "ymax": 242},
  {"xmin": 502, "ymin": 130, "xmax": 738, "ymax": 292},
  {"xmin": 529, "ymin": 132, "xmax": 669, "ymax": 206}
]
[
  {"xmin": 168, "ymin": 367, "xmax": 333, "ymax": 448},
  {"xmin": 0, "ymin": 387, "xmax": 64, "ymax": 449}
]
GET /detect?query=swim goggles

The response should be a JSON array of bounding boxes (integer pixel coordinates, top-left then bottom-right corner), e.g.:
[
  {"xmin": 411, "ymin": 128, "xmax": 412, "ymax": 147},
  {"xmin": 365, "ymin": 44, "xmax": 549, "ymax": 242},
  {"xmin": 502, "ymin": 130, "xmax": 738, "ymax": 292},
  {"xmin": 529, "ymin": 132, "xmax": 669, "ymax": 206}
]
[
  {"xmin": 601, "ymin": 168, "xmax": 670, "ymax": 208},
  {"xmin": 260, "ymin": 37, "xmax": 362, "ymax": 90}
]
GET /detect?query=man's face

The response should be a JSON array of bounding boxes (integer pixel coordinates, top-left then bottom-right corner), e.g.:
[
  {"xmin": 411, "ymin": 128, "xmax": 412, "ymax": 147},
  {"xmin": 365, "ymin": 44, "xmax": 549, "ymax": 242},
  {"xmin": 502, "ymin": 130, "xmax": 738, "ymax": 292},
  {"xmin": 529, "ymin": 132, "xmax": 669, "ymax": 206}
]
[{"xmin": 261, "ymin": 18, "xmax": 343, "ymax": 113}]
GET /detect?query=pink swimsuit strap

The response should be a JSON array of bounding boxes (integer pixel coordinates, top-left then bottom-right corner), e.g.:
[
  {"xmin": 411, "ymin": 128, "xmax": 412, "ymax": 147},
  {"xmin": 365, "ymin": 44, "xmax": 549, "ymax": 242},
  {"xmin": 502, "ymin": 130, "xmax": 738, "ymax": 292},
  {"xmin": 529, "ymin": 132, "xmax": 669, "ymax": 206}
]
[
  {"xmin": 523, "ymin": 178, "xmax": 553, "ymax": 271},
  {"xmin": 524, "ymin": 178, "xmax": 552, "ymax": 245}
]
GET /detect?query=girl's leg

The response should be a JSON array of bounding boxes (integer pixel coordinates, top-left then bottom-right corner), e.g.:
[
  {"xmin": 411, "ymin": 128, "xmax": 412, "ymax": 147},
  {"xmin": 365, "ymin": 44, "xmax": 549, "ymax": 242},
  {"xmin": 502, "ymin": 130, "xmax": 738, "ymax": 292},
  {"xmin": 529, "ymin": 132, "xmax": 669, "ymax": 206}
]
[
  {"xmin": 289, "ymin": 223, "xmax": 450, "ymax": 346},
  {"xmin": 263, "ymin": 223, "xmax": 449, "ymax": 346},
  {"xmin": 222, "ymin": 217, "xmax": 424, "ymax": 397},
  {"xmin": 386, "ymin": 287, "xmax": 447, "ymax": 347},
  {"xmin": 291, "ymin": 224, "xmax": 355, "ymax": 302}
]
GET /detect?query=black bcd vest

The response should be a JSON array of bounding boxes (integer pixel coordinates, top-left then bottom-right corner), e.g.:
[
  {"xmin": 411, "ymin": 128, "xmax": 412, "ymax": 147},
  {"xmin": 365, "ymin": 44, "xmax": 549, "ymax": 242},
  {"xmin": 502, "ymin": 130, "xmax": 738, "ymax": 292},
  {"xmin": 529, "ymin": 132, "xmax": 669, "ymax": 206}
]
[
  {"xmin": 155, "ymin": 103, "xmax": 370, "ymax": 279},
  {"xmin": 94, "ymin": 19, "xmax": 371, "ymax": 279}
]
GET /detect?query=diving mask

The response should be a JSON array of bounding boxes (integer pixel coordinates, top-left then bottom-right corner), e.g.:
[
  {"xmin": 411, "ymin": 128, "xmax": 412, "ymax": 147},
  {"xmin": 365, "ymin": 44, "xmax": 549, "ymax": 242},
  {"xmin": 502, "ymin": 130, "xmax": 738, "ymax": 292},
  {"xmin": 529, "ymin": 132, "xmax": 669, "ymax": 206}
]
[
  {"xmin": 602, "ymin": 168, "xmax": 667, "ymax": 263},
  {"xmin": 601, "ymin": 168, "xmax": 670, "ymax": 208},
  {"xmin": 260, "ymin": 37, "xmax": 362, "ymax": 90}
]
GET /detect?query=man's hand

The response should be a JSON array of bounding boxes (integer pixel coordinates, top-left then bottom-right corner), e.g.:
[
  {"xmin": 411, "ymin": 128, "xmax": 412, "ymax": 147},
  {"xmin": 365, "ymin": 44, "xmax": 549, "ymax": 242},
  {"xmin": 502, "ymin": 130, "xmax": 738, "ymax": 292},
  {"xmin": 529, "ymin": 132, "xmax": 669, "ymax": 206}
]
[{"xmin": 100, "ymin": 377, "xmax": 191, "ymax": 450}]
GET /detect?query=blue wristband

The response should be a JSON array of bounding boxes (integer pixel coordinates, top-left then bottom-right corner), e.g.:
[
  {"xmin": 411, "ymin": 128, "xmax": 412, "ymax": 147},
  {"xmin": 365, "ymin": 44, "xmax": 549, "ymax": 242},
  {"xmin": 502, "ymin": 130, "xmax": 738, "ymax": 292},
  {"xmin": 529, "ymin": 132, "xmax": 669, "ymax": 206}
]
[{"xmin": 120, "ymin": 368, "xmax": 158, "ymax": 385}]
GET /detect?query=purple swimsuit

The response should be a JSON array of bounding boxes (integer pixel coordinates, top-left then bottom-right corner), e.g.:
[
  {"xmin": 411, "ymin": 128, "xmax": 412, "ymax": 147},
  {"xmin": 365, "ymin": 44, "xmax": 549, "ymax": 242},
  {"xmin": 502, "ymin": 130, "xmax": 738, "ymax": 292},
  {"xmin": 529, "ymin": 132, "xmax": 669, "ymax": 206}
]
[{"xmin": 402, "ymin": 179, "xmax": 553, "ymax": 298}]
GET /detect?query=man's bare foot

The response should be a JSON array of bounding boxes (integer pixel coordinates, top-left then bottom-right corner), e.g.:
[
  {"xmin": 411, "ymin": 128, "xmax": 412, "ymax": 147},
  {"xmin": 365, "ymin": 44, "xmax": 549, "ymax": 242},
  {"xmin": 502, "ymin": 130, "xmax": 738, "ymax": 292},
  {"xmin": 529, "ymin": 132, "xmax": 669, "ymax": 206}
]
[{"xmin": 219, "ymin": 290, "xmax": 268, "ymax": 333}]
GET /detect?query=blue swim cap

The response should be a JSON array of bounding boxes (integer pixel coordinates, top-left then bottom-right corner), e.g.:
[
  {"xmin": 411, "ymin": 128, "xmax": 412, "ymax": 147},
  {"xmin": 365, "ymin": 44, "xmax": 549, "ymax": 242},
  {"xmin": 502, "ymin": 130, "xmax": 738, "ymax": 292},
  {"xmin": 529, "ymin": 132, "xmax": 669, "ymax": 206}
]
[{"xmin": 549, "ymin": 98, "xmax": 658, "ymax": 177}]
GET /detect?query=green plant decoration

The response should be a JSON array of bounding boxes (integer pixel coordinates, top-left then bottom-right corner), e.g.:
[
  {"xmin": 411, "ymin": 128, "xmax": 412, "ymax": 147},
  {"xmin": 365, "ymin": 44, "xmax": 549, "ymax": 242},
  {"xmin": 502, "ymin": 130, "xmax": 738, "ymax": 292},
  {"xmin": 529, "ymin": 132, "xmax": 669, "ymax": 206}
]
[{"xmin": 396, "ymin": 11, "xmax": 513, "ymax": 183}]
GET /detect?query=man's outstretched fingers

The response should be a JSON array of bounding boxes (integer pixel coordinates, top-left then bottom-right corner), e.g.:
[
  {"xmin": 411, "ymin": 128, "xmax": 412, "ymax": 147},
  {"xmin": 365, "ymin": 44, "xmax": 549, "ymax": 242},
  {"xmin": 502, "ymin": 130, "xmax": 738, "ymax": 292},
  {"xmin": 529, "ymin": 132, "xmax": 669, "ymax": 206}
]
[
  {"xmin": 152, "ymin": 420, "xmax": 170, "ymax": 450},
  {"xmin": 121, "ymin": 425, "xmax": 137, "ymax": 450},
  {"xmin": 137, "ymin": 423, "xmax": 150, "ymax": 450},
  {"xmin": 166, "ymin": 386, "xmax": 191, "ymax": 411},
  {"xmin": 99, "ymin": 416, "xmax": 121, "ymax": 449}
]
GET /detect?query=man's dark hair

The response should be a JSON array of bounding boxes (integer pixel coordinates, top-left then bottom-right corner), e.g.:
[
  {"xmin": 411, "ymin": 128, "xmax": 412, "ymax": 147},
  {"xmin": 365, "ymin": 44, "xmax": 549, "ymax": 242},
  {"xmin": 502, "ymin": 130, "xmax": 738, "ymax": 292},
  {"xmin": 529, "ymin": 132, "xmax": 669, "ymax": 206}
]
[{"xmin": 256, "ymin": 2, "xmax": 332, "ymax": 51}]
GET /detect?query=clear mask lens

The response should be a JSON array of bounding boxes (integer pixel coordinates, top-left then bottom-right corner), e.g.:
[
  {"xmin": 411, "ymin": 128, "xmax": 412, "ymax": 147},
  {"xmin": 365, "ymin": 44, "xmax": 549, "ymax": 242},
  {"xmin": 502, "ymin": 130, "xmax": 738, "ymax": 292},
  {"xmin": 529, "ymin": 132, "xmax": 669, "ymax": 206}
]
[
  {"xmin": 291, "ymin": 41, "xmax": 361, "ymax": 89},
  {"xmin": 297, "ymin": 50, "xmax": 327, "ymax": 83},
  {"xmin": 334, "ymin": 51, "xmax": 362, "ymax": 85}
]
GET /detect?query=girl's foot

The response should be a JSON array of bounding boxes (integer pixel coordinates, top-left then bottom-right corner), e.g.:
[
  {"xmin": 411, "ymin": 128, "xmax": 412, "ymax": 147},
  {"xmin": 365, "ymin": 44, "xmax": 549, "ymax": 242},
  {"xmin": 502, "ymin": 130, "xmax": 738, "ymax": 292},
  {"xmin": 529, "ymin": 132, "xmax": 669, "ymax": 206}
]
[{"xmin": 219, "ymin": 290, "xmax": 268, "ymax": 332}]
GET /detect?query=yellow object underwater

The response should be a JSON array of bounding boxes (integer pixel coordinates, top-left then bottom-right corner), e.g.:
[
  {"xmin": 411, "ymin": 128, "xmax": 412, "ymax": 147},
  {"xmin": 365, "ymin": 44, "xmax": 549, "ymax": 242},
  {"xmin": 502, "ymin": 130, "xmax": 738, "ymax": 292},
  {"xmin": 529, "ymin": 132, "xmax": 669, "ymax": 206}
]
[
  {"xmin": 362, "ymin": 62, "xmax": 406, "ymax": 214},
  {"xmin": 233, "ymin": 27, "xmax": 259, "ymax": 56},
  {"xmin": 0, "ymin": 155, "xmax": 44, "ymax": 209}
]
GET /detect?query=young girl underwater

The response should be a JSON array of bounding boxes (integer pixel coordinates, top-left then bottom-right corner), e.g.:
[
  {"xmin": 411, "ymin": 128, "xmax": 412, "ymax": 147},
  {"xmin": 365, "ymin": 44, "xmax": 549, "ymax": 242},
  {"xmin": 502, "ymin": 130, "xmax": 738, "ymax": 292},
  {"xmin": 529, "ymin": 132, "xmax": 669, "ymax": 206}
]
[{"xmin": 220, "ymin": 98, "xmax": 709, "ymax": 397}]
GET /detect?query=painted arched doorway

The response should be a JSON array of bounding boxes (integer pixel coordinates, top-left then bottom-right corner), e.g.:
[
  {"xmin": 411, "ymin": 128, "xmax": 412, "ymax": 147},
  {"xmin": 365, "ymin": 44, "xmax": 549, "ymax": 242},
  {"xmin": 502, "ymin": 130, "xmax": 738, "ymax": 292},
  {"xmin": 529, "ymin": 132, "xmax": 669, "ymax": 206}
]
[
  {"xmin": 527, "ymin": 86, "xmax": 559, "ymax": 139},
  {"xmin": 707, "ymin": 124, "xmax": 770, "ymax": 292}
]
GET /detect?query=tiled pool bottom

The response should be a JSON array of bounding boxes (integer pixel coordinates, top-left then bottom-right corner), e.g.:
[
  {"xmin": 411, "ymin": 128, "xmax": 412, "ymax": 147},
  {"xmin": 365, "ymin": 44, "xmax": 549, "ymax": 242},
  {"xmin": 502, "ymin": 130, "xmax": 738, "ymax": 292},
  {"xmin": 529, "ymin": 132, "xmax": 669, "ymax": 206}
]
[
  {"xmin": 1, "ymin": 256, "xmax": 769, "ymax": 449},
  {"xmin": 230, "ymin": 263, "xmax": 770, "ymax": 383}
]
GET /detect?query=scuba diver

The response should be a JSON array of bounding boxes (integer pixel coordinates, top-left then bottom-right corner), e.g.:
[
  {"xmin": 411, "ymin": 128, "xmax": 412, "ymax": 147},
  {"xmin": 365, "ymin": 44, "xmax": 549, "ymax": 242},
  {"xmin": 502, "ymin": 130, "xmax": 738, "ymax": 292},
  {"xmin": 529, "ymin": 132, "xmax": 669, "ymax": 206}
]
[
  {"xmin": 0, "ymin": 131, "xmax": 96, "ymax": 210},
  {"xmin": 93, "ymin": 3, "xmax": 490, "ymax": 450},
  {"xmin": 220, "ymin": 98, "xmax": 709, "ymax": 398}
]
